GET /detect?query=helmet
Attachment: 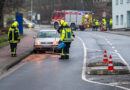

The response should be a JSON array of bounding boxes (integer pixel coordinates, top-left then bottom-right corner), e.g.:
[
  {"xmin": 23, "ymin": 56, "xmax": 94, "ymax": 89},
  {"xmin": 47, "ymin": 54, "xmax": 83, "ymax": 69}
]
[
  {"xmin": 12, "ymin": 21, "xmax": 19, "ymax": 27},
  {"xmin": 14, "ymin": 21, "xmax": 19, "ymax": 26},
  {"xmin": 63, "ymin": 22, "xmax": 68, "ymax": 26},
  {"xmin": 66, "ymin": 22, "xmax": 69, "ymax": 26},
  {"xmin": 59, "ymin": 20, "xmax": 64, "ymax": 25}
]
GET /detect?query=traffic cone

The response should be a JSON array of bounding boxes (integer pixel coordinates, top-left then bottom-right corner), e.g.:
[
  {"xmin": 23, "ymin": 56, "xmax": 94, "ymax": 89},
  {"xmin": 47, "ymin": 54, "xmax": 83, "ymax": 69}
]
[
  {"xmin": 107, "ymin": 55, "xmax": 115, "ymax": 71},
  {"xmin": 102, "ymin": 50, "xmax": 108, "ymax": 63}
]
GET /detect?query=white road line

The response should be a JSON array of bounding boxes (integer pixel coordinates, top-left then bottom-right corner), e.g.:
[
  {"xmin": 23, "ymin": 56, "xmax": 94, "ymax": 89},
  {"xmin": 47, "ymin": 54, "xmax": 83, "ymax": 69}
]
[
  {"xmin": 0, "ymin": 63, "xmax": 25, "ymax": 80},
  {"xmin": 76, "ymin": 36, "xmax": 130, "ymax": 90},
  {"xmin": 114, "ymin": 50, "xmax": 118, "ymax": 53},
  {"xmin": 104, "ymin": 37, "xmax": 130, "ymax": 70},
  {"xmin": 112, "ymin": 46, "xmax": 115, "ymax": 49},
  {"xmin": 117, "ymin": 53, "xmax": 130, "ymax": 70}
]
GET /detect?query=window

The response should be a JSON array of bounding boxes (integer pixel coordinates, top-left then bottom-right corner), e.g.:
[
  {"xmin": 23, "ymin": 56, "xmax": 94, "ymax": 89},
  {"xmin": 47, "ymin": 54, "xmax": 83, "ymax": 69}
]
[
  {"xmin": 120, "ymin": 15, "xmax": 123, "ymax": 25},
  {"xmin": 120, "ymin": 0, "xmax": 123, "ymax": 4},
  {"xmin": 116, "ymin": 0, "xmax": 119, "ymax": 5},
  {"xmin": 127, "ymin": 0, "xmax": 130, "ymax": 3},
  {"xmin": 116, "ymin": 15, "xmax": 119, "ymax": 25}
]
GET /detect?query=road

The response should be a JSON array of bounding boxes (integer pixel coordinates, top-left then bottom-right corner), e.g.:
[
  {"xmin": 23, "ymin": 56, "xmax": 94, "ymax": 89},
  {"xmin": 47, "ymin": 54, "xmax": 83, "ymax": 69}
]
[{"xmin": 0, "ymin": 28, "xmax": 130, "ymax": 90}]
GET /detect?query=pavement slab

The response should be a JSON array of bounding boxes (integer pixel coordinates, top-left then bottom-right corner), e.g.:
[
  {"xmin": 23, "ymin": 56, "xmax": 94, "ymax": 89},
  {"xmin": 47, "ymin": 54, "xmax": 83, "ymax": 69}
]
[{"xmin": 0, "ymin": 28, "xmax": 36, "ymax": 75}]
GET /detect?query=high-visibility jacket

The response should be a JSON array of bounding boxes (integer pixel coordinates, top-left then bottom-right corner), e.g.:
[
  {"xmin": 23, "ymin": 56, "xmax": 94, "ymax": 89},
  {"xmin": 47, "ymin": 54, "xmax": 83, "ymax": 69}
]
[
  {"xmin": 8, "ymin": 27, "xmax": 20, "ymax": 43},
  {"xmin": 95, "ymin": 21, "xmax": 99, "ymax": 26},
  {"xmin": 58, "ymin": 25, "xmax": 64, "ymax": 34},
  {"xmin": 109, "ymin": 19, "xmax": 113, "ymax": 25},
  {"xmin": 92, "ymin": 20, "xmax": 96, "ymax": 26},
  {"xmin": 60, "ymin": 27, "xmax": 73, "ymax": 42},
  {"xmin": 103, "ymin": 21, "xmax": 107, "ymax": 26}
]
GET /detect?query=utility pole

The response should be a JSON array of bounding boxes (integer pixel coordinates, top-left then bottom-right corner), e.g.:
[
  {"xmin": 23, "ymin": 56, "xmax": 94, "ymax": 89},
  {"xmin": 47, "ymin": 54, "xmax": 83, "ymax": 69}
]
[
  {"xmin": 31, "ymin": 0, "xmax": 33, "ymax": 21},
  {"xmin": 53, "ymin": 0, "xmax": 55, "ymax": 11},
  {"xmin": 81, "ymin": 0, "xmax": 85, "ymax": 11}
]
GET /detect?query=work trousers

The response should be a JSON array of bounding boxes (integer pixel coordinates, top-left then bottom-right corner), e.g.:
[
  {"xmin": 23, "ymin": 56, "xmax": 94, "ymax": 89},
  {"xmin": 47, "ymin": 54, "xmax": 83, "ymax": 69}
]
[
  {"xmin": 10, "ymin": 43, "xmax": 17, "ymax": 56},
  {"xmin": 61, "ymin": 42, "xmax": 71, "ymax": 57}
]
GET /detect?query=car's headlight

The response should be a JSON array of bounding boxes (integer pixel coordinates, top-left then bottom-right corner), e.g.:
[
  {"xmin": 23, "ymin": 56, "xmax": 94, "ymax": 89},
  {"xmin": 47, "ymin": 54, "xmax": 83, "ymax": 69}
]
[
  {"xmin": 53, "ymin": 41, "xmax": 58, "ymax": 45},
  {"xmin": 35, "ymin": 41, "xmax": 41, "ymax": 45}
]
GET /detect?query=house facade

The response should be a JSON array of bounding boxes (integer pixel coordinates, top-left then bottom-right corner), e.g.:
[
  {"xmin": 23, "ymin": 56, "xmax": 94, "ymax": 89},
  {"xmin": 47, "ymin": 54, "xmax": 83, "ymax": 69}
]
[
  {"xmin": 112, "ymin": 0, "xmax": 130, "ymax": 29},
  {"xmin": 93, "ymin": 0, "xmax": 111, "ymax": 3}
]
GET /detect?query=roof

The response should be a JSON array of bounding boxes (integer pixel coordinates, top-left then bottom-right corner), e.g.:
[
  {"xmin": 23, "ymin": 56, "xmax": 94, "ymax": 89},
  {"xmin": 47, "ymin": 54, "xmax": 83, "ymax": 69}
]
[{"xmin": 39, "ymin": 29, "xmax": 57, "ymax": 32}]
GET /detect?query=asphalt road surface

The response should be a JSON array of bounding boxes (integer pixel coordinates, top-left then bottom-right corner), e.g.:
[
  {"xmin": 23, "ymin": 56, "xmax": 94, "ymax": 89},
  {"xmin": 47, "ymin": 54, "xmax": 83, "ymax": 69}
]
[{"xmin": 0, "ymin": 29, "xmax": 130, "ymax": 90}]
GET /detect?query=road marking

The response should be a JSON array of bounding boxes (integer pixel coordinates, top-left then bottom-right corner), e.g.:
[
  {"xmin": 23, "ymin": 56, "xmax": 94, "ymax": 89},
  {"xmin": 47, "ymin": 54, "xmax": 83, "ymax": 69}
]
[
  {"xmin": 112, "ymin": 46, "xmax": 115, "ymax": 49},
  {"xmin": 0, "ymin": 63, "xmax": 25, "ymax": 80},
  {"xmin": 76, "ymin": 36, "xmax": 130, "ymax": 90},
  {"xmin": 114, "ymin": 50, "xmax": 118, "ymax": 53},
  {"xmin": 104, "ymin": 38, "xmax": 130, "ymax": 70},
  {"xmin": 116, "ymin": 53, "xmax": 130, "ymax": 70}
]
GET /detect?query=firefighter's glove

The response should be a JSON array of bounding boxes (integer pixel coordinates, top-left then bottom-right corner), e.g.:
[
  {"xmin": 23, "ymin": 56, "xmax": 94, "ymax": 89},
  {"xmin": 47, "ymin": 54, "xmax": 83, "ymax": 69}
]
[
  {"xmin": 59, "ymin": 40, "xmax": 62, "ymax": 44},
  {"xmin": 73, "ymin": 35, "xmax": 75, "ymax": 38},
  {"xmin": 18, "ymin": 39, "xmax": 20, "ymax": 43}
]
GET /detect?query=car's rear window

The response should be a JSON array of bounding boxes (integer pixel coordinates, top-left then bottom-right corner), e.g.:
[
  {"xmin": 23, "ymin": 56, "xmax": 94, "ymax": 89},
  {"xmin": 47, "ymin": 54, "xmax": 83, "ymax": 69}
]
[{"xmin": 37, "ymin": 31, "xmax": 60, "ymax": 38}]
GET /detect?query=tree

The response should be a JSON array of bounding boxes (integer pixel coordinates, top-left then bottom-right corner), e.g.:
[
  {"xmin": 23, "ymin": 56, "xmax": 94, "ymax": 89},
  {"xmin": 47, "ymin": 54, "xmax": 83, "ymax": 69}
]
[{"xmin": 0, "ymin": 0, "xmax": 6, "ymax": 28}]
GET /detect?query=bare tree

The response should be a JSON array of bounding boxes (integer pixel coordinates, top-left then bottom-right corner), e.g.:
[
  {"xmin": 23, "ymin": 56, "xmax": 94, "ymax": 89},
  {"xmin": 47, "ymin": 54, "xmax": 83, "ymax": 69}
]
[{"xmin": 0, "ymin": 0, "xmax": 6, "ymax": 28}]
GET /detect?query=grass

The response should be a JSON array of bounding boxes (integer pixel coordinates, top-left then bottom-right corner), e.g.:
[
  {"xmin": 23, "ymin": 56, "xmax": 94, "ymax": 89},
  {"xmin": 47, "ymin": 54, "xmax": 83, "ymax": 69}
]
[
  {"xmin": 0, "ymin": 35, "xmax": 25, "ymax": 48},
  {"xmin": 0, "ymin": 41, "xmax": 9, "ymax": 48},
  {"xmin": 0, "ymin": 35, "xmax": 8, "ymax": 43}
]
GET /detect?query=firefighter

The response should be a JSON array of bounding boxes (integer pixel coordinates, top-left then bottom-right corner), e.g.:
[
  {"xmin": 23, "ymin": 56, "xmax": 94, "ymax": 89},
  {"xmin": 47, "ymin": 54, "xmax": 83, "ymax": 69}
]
[
  {"xmin": 102, "ymin": 18, "xmax": 107, "ymax": 31},
  {"xmin": 92, "ymin": 19, "xmax": 96, "ymax": 31},
  {"xmin": 59, "ymin": 22, "xmax": 74, "ymax": 59},
  {"xmin": 109, "ymin": 18, "xmax": 113, "ymax": 30},
  {"xmin": 8, "ymin": 21, "xmax": 20, "ymax": 57},
  {"xmin": 95, "ymin": 20, "xmax": 99, "ymax": 31},
  {"xmin": 57, "ymin": 20, "xmax": 64, "ymax": 34}
]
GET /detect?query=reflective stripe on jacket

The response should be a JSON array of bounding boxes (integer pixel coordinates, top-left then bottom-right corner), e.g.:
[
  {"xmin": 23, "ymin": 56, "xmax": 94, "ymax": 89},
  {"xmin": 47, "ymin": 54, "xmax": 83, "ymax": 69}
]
[
  {"xmin": 60, "ymin": 27, "xmax": 72, "ymax": 42},
  {"xmin": 8, "ymin": 27, "xmax": 20, "ymax": 43}
]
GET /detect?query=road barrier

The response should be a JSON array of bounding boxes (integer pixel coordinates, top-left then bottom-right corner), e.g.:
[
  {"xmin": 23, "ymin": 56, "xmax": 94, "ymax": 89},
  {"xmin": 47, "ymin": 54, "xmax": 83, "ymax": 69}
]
[
  {"xmin": 102, "ymin": 50, "xmax": 108, "ymax": 63},
  {"xmin": 86, "ymin": 49, "xmax": 129, "ymax": 75},
  {"xmin": 107, "ymin": 55, "xmax": 115, "ymax": 71}
]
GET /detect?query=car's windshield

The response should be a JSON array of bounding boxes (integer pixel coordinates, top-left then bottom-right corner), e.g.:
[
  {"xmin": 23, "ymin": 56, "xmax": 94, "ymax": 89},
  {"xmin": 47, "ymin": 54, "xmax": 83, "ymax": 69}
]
[
  {"xmin": 24, "ymin": 19, "xmax": 35, "ymax": 24},
  {"xmin": 37, "ymin": 31, "xmax": 60, "ymax": 38}
]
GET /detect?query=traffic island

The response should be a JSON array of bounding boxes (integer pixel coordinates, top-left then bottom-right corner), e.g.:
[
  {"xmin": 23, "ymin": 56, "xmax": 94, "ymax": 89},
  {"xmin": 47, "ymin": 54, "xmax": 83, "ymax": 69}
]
[
  {"xmin": 88, "ymin": 69, "xmax": 130, "ymax": 75},
  {"xmin": 87, "ymin": 62, "xmax": 126, "ymax": 67}
]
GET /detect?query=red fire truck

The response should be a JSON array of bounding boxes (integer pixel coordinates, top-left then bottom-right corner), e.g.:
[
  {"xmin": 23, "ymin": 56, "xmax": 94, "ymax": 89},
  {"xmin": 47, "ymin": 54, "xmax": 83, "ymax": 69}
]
[{"xmin": 51, "ymin": 10, "xmax": 93, "ymax": 30}]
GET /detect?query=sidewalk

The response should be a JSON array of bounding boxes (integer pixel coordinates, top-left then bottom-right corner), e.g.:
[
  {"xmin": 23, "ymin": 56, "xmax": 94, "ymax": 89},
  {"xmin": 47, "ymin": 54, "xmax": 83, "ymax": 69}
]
[
  {"xmin": 0, "ymin": 28, "xmax": 36, "ymax": 75},
  {"xmin": 105, "ymin": 31, "xmax": 130, "ymax": 36}
]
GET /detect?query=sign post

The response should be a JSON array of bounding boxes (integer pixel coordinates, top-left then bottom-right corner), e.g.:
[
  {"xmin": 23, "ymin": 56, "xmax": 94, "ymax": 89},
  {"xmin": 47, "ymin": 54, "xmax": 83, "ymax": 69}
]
[
  {"xmin": 102, "ymin": 11, "xmax": 106, "ymax": 18},
  {"xmin": 37, "ymin": 14, "xmax": 41, "ymax": 26},
  {"xmin": 16, "ymin": 13, "xmax": 23, "ymax": 35}
]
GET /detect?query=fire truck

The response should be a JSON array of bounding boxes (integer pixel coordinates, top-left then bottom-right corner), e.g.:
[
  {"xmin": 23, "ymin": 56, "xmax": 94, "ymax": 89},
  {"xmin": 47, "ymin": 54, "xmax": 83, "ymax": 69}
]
[{"xmin": 51, "ymin": 10, "xmax": 93, "ymax": 30}]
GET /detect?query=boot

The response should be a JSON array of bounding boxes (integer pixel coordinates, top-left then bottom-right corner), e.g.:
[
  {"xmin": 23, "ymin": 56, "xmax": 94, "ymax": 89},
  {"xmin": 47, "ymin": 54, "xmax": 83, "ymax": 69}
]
[
  {"xmin": 13, "ymin": 54, "xmax": 17, "ymax": 57},
  {"xmin": 11, "ymin": 54, "xmax": 13, "ymax": 57},
  {"xmin": 65, "ymin": 55, "xmax": 69, "ymax": 59},
  {"xmin": 59, "ymin": 56, "xmax": 65, "ymax": 59}
]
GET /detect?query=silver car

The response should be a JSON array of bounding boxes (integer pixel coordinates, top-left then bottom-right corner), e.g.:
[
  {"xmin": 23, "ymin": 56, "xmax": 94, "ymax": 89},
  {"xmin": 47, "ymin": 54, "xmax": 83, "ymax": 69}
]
[{"xmin": 34, "ymin": 29, "xmax": 60, "ymax": 53}]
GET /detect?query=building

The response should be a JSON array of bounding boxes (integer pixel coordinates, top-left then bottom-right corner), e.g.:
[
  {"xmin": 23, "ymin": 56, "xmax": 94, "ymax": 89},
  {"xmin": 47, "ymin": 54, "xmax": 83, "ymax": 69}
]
[
  {"xmin": 93, "ymin": 0, "xmax": 111, "ymax": 3},
  {"xmin": 112, "ymin": 0, "xmax": 130, "ymax": 29}
]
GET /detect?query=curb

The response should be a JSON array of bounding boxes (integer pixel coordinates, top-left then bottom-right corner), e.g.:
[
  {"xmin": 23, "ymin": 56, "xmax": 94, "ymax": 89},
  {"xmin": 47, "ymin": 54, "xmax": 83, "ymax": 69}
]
[
  {"xmin": 0, "ymin": 49, "xmax": 33, "ymax": 75},
  {"xmin": 105, "ymin": 31, "xmax": 130, "ymax": 36}
]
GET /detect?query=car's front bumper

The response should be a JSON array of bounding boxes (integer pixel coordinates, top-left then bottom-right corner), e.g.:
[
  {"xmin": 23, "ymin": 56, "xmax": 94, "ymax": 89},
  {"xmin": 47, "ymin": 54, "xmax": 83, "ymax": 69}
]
[{"xmin": 34, "ymin": 45, "xmax": 58, "ymax": 51}]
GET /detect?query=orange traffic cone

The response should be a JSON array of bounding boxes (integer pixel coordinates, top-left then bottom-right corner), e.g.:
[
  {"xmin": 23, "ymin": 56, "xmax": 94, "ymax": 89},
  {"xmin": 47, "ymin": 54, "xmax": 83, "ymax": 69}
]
[
  {"xmin": 102, "ymin": 50, "xmax": 108, "ymax": 63},
  {"xmin": 107, "ymin": 55, "xmax": 115, "ymax": 71}
]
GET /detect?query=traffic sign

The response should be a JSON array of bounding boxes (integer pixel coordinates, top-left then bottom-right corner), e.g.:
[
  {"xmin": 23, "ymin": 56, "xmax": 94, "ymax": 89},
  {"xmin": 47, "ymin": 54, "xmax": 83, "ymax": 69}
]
[
  {"xmin": 37, "ymin": 14, "xmax": 40, "ymax": 20},
  {"xmin": 102, "ymin": 11, "xmax": 106, "ymax": 18}
]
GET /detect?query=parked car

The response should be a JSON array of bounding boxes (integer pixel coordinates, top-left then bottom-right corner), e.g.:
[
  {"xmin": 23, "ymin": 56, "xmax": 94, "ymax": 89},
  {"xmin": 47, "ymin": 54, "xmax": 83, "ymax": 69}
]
[
  {"xmin": 33, "ymin": 29, "xmax": 60, "ymax": 53},
  {"xmin": 23, "ymin": 18, "xmax": 35, "ymax": 28}
]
